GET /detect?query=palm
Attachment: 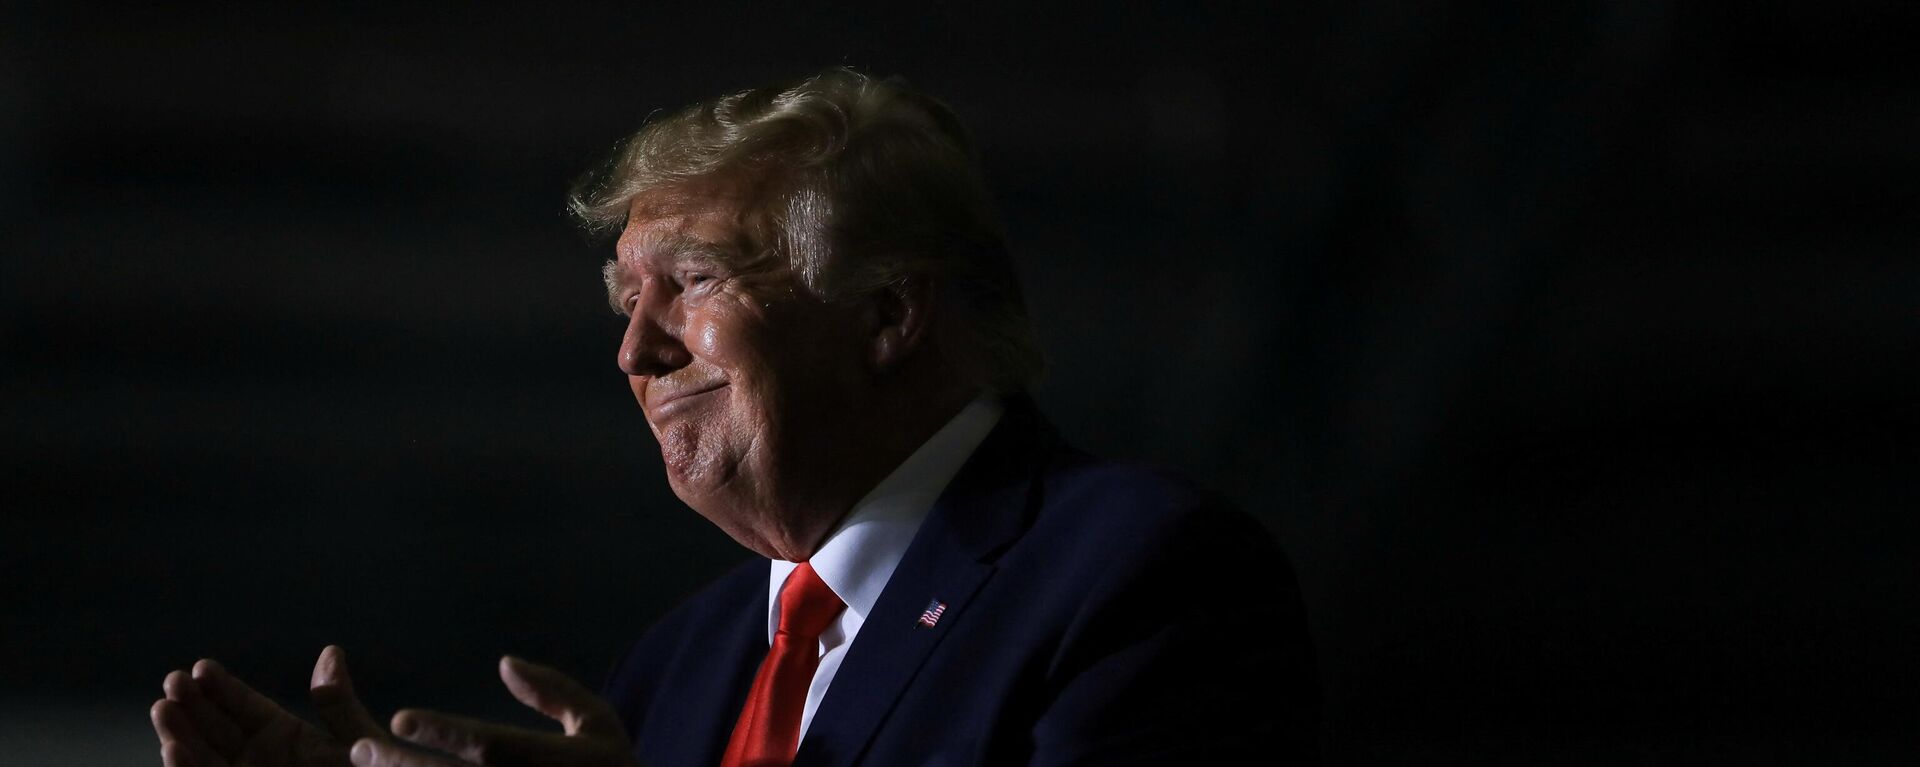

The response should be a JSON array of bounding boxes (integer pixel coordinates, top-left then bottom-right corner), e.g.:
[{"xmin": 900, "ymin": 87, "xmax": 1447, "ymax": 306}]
[
  {"xmin": 211, "ymin": 708, "xmax": 352, "ymax": 767},
  {"xmin": 349, "ymin": 655, "xmax": 642, "ymax": 767},
  {"xmin": 153, "ymin": 646, "xmax": 385, "ymax": 767}
]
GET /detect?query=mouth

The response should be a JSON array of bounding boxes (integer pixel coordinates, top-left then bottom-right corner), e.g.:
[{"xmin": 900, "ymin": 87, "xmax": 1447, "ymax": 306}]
[{"xmin": 647, "ymin": 381, "xmax": 728, "ymax": 419}]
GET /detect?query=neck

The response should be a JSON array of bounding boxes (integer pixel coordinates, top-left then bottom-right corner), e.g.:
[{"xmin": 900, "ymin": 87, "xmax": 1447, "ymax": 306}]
[{"xmin": 770, "ymin": 374, "xmax": 981, "ymax": 561}]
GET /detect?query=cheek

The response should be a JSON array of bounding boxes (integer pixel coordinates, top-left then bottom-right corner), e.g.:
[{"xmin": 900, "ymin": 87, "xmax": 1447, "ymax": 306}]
[
  {"xmin": 688, "ymin": 300, "xmax": 773, "ymax": 374},
  {"xmin": 692, "ymin": 321, "xmax": 723, "ymax": 357},
  {"xmin": 678, "ymin": 303, "xmax": 726, "ymax": 361}
]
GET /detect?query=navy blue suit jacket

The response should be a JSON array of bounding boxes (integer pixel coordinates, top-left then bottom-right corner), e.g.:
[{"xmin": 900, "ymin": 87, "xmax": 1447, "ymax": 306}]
[{"xmin": 604, "ymin": 400, "xmax": 1320, "ymax": 765}]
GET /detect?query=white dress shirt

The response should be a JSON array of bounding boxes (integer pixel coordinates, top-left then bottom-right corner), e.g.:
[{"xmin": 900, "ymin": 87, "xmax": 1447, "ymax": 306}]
[{"xmin": 765, "ymin": 394, "xmax": 1004, "ymax": 740}]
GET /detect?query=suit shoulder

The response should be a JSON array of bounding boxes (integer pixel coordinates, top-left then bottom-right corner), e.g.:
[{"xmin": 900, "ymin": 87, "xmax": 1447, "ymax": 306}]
[
  {"xmin": 1000, "ymin": 454, "xmax": 1319, "ymax": 764},
  {"xmin": 633, "ymin": 557, "xmax": 765, "ymax": 651},
  {"xmin": 1030, "ymin": 453, "xmax": 1279, "ymax": 558},
  {"xmin": 605, "ymin": 557, "xmax": 763, "ymax": 691}
]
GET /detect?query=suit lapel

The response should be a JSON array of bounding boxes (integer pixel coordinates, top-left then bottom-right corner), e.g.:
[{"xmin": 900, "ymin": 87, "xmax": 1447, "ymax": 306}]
[
  {"xmin": 638, "ymin": 564, "xmax": 769, "ymax": 767},
  {"xmin": 793, "ymin": 398, "xmax": 1057, "ymax": 767},
  {"xmin": 693, "ymin": 599, "xmax": 768, "ymax": 767}
]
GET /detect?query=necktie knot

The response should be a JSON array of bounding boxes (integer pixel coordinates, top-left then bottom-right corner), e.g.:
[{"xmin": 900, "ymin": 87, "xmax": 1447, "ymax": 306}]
[{"xmin": 776, "ymin": 562, "xmax": 844, "ymax": 640}]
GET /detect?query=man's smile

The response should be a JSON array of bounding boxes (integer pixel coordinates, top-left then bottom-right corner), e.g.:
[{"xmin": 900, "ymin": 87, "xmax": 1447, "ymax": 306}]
[{"xmin": 646, "ymin": 380, "xmax": 728, "ymax": 420}]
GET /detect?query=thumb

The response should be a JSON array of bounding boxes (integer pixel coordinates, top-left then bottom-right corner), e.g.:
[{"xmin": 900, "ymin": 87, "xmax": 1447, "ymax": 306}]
[
  {"xmin": 309, "ymin": 645, "xmax": 384, "ymax": 741},
  {"xmin": 499, "ymin": 656, "xmax": 624, "ymax": 739}
]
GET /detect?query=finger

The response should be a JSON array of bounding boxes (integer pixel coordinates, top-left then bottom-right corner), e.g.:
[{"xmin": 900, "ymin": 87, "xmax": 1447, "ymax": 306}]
[
  {"xmin": 498, "ymin": 656, "xmax": 624, "ymax": 739},
  {"xmin": 152, "ymin": 699, "xmax": 225, "ymax": 767},
  {"xmin": 390, "ymin": 708, "xmax": 561, "ymax": 766},
  {"xmin": 192, "ymin": 659, "xmax": 290, "ymax": 732},
  {"xmin": 151, "ymin": 697, "xmax": 206, "ymax": 750},
  {"xmin": 161, "ymin": 738, "xmax": 222, "ymax": 767},
  {"xmin": 165, "ymin": 669, "xmax": 244, "ymax": 756},
  {"xmin": 349, "ymin": 736, "xmax": 472, "ymax": 767},
  {"xmin": 310, "ymin": 645, "xmax": 384, "ymax": 740},
  {"xmin": 160, "ymin": 739, "xmax": 189, "ymax": 767}
]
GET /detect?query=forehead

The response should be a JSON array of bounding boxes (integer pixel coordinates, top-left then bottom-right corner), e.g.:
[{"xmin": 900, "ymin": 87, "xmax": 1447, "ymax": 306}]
[{"xmin": 612, "ymin": 178, "xmax": 770, "ymax": 267}]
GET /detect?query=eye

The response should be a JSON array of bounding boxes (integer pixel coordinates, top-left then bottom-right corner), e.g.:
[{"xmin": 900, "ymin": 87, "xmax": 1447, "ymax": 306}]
[{"xmin": 682, "ymin": 272, "xmax": 716, "ymax": 289}]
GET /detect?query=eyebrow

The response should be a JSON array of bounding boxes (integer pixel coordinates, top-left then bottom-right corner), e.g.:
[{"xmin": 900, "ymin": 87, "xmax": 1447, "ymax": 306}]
[{"xmin": 603, "ymin": 234, "xmax": 739, "ymax": 314}]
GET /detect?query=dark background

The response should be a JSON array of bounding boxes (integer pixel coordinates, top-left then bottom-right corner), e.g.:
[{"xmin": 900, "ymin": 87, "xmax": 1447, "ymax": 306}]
[{"xmin": 3, "ymin": 2, "xmax": 1915, "ymax": 763}]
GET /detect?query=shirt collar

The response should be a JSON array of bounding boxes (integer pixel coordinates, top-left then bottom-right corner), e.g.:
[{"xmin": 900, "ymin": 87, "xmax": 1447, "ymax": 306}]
[{"xmin": 768, "ymin": 393, "xmax": 1005, "ymax": 638}]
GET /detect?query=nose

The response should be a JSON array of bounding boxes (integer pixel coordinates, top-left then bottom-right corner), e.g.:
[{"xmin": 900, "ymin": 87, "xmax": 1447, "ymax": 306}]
[{"xmin": 618, "ymin": 280, "xmax": 691, "ymax": 378}]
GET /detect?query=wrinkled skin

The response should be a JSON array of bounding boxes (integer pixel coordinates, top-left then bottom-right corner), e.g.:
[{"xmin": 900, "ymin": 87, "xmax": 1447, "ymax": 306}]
[
  {"xmin": 607, "ymin": 179, "xmax": 925, "ymax": 561},
  {"xmin": 149, "ymin": 646, "xmax": 378, "ymax": 767},
  {"xmin": 150, "ymin": 647, "xmax": 638, "ymax": 767}
]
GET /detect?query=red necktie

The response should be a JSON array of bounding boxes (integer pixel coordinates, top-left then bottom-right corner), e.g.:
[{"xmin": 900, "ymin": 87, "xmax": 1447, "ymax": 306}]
[{"xmin": 719, "ymin": 561, "xmax": 846, "ymax": 767}]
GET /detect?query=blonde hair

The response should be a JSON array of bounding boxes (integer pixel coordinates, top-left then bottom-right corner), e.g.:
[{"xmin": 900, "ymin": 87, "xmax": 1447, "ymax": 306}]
[{"xmin": 569, "ymin": 68, "xmax": 1045, "ymax": 392}]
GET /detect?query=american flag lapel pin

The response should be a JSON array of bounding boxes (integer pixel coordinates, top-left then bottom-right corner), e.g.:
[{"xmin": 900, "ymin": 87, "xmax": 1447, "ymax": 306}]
[{"xmin": 917, "ymin": 598, "xmax": 948, "ymax": 628}]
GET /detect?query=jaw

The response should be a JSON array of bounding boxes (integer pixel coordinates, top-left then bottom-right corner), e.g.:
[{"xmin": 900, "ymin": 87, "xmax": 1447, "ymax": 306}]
[
  {"xmin": 660, "ymin": 431, "xmax": 849, "ymax": 562},
  {"xmin": 674, "ymin": 482, "xmax": 834, "ymax": 562}
]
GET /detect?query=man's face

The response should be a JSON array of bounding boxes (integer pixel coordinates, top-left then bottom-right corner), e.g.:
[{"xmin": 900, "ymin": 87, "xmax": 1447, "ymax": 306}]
[{"xmin": 606, "ymin": 180, "xmax": 872, "ymax": 558}]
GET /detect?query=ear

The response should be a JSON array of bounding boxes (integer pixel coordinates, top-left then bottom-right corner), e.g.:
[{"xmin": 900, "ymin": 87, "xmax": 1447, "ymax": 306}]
[{"xmin": 868, "ymin": 276, "xmax": 937, "ymax": 372}]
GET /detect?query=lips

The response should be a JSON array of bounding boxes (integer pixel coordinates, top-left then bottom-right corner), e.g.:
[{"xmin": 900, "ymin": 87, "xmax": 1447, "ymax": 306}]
[{"xmin": 647, "ymin": 380, "xmax": 728, "ymax": 418}]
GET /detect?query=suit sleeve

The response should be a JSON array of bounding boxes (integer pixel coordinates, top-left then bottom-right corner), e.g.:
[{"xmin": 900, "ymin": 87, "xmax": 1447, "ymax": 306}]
[{"xmin": 1028, "ymin": 501, "xmax": 1321, "ymax": 766}]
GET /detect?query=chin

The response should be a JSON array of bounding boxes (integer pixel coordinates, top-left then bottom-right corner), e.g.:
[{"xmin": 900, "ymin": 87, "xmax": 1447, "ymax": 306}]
[{"xmin": 662, "ymin": 463, "xmax": 717, "ymax": 509}]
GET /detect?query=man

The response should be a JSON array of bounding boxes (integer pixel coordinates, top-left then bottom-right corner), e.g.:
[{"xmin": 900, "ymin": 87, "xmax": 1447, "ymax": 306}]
[{"xmin": 149, "ymin": 68, "xmax": 1319, "ymax": 766}]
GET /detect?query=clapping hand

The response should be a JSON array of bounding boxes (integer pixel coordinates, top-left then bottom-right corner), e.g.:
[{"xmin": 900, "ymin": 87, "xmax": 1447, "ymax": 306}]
[
  {"xmin": 152, "ymin": 646, "xmax": 640, "ymax": 767},
  {"xmin": 150, "ymin": 645, "xmax": 385, "ymax": 767},
  {"xmin": 345, "ymin": 656, "xmax": 640, "ymax": 767}
]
